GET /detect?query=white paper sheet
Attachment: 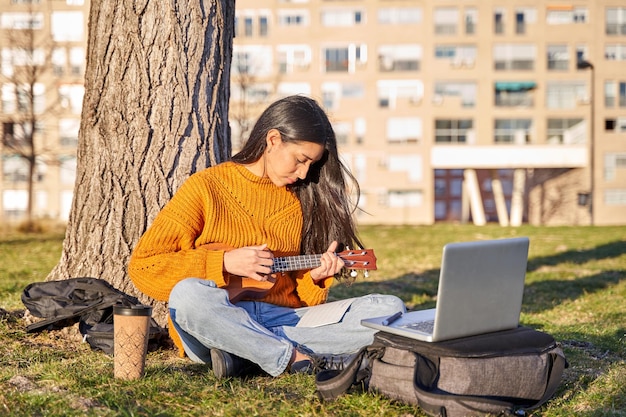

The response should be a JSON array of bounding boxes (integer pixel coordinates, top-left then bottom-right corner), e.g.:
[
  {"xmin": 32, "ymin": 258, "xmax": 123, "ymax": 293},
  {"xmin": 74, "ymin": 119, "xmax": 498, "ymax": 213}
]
[{"xmin": 296, "ymin": 298, "xmax": 355, "ymax": 328}]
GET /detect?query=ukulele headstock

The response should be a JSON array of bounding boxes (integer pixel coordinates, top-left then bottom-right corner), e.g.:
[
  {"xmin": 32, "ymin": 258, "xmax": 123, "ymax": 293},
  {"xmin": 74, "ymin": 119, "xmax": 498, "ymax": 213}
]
[{"xmin": 336, "ymin": 249, "xmax": 377, "ymax": 278}]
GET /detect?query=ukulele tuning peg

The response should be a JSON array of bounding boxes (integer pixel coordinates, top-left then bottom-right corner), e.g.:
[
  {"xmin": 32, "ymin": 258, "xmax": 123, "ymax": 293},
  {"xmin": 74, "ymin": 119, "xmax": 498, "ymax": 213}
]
[
  {"xmin": 350, "ymin": 269, "xmax": 358, "ymax": 278},
  {"xmin": 364, "ymin": 271, "xmax": 369, "ymax": 278}
]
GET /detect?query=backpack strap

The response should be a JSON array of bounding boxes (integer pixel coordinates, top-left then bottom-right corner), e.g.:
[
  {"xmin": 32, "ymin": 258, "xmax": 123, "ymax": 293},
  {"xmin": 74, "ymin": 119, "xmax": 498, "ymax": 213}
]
[
  {"xmin": 524, "ymin": 347, "xmax": 568, "ymax": 410},
  {"xmin": 25, "ymin": 295, "xmax": 131, "ymax": 332}
]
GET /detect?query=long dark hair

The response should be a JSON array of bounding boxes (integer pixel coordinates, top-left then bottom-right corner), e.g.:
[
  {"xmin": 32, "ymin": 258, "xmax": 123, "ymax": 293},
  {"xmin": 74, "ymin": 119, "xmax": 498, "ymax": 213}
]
[{"xmin": 231, "ymin": 95, "xmax": 363, "ymax": 256}]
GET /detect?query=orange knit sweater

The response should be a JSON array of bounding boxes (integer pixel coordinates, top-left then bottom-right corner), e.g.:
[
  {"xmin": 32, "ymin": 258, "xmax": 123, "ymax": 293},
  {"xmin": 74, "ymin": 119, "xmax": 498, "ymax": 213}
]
[{"xmin": 128, "ymin": 162, "xmax": 333, "ymax": 355}]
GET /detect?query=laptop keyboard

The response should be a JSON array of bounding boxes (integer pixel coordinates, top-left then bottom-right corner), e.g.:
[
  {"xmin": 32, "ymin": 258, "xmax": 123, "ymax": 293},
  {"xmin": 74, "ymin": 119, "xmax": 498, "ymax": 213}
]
[{"xmin": 400, "ymin": 319, "xmax": 435, "ymax": 334}]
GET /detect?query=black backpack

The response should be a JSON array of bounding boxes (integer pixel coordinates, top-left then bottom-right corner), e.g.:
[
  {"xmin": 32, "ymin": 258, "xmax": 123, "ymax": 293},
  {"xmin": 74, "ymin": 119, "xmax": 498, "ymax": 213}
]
[
  {"xmin": 316, "ymin": 326, "xmax": 567, "ymax": 417},
  {"xmin": 22, "ymin": 277, "xmax": 166, "ymax": 354}
]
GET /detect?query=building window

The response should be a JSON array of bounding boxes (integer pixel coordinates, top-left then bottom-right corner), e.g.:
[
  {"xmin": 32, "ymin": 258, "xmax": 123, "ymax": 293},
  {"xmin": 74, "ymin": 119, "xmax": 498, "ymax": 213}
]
[
  {"xmin": 387, "ymin": 117, "xmax": 422, "ymax": 144},
  {"xmin": 434, "ymin": 45, "xmax": 477, "ymax": 67},
  {"xmin": 604, "ymin": 153, "xmax": 626, "ymax": 181},
  {"xmin": 244, "ymin": 17, "xmax": 253, "ymax": 36},
  {"xmin": 324, "ymin": 47, "xmax": 349, "ymax": 72},
  {"xmin": 605, "ymin": 190, "xmax": 626, "ymax": 205},
  {"xmin": 547, "ymin": 7, "xmax": 587, "ymax": 24},
  {"xmin": 2, "ymin": 47, "xmax": 46, "ymax": 77},
  {"xmin": 434, "ymin": 169, "xmax": 464, "ymax": 221},
  {"xmin": 277, "ymin": 9, "xmax": 309, "ymax": 26},
  {"xmin": 546, "ymin": 118, "xmax": 584, "ymax": 144},
  {"xmin": 606, "ymin": 8, "xmax": 626, "ymax": 36},
  {"xmin": 434, "ymin": 82, "xmax": 477, "ymax": 108},
  {"xmin": 277, "ymin": 45, "xmax": 311, "ymax": 74},
  {"xmin": 354, "ymin": 117, "xmax": 366, "ymax": 144},
  {"xmin": 515, "ymin": 10, "xmax": 525, "ymax": 34},
  {"xmin": 435, "ymin": 119, "xmax": 473, "ymax": 143},
  {"xmin": 321, "ymin": 9, "xmax": 364, "ymax": 26},
  {"xmin": 546, "ymin": 81, "xmax": 586, "ymax": 109},
  {"xmin": 52, "ymin": 48, "xmax": 66, "ymax": 76},
  {"xmin": 231, "ymin": 83, "xmax": 271, "ymax": 104},
  {"xmin": 547, "ymin": 45, "xmax": 568, "ymax": 70},
  {"xmin": 259, "ymin": 16, "xmax": 268, "ymax": 37},
  {"xmin": 494, "ymin": 82, "xmax": 535, "ymax": 107},
  {"xmin": 388, "ymin": 190, "xmax": 423, "ymax": 208},
  {"xmin": 605, "ymin": 44, "xmax": 626, "ymax": 61},
  {"xmin": 0, "ymin": 12, "xmax": 44, "ymax": 30},
  {"xmin": 3, "ymin": 189, "xmax": 27, "ymax": 219},
  {"xmin": 605, "ymin": 117, "xmax": 626, "ymax": 132},
  {"xmin": 333, "ymin": 121, "xmax": 351, "ymax": 146},
  {"xmin": 69, "ymin": 47, "xmax": 84, "ymax": 76},
  {"xmin": 58, "ymin": 84, "xmax": 85, "ymax": 114},
  {"xmin": 59, "ymin": 118, "xmax": 79, "ymax": 147},
  {"xmin": 377, "ymin": 80, "xmax": 423, "ymax": 109},
  {"xmin": 9, "ymin": 0, "xmax": 43, "ymax": 4},
  {"xmin": 3, "ymin": 83, "xmax": 45, "ymax": 114},
  {"xmin": 494, "ymin": 44, "xmax": 535, "ymax": 70},
  {"xmin": 378, "ymin": 45, "xmax": 421, "ymax": 72},
  {"xmin": 494, "ymin": 8, "xmax": 505, "ymax": 34},
  {"xmin": 378, "ymin": 7, "xmax": 422, "ymax": 25},
  {"xmin": 2, "ymin": 155, "xmax": 44, "ymax": 183},
  {"xmin": 464, "ymin": 8, "xmax": 477, "ymax": 35},
  {"xmin": 386, "ymin": 156, "xmax": 423, "ymax": 182},
  {"xmin": 321, "ymin": 82, "xmax": 364, "ymax": 110},
  {"xmin": 605, "ymin": 81, "xmax": 616, "ymax": 107},
  {"xmin": 232, "ymin": 46, "xmax": 272, "ymax": 76},
  {"xmin": 494, "ymin": 119, "xmax": 532, "ymax": 144},
  {"xmin": 323, "ymin": 44, "xmax": 366, "ymax": 73},
  {"xmin": 434, "ymin": 7, "xmax": 458, "ymax": 35},
  {"xmin": 59, "ymin": 156, "xmax": 77, "ymax": 185},
  {"xmin": 515, "ymin": 7, "xmax": 536, "ymax": 34},
  {"xmin": 50, "ymin": 11, "xmax": 83, "ymax": 42}
]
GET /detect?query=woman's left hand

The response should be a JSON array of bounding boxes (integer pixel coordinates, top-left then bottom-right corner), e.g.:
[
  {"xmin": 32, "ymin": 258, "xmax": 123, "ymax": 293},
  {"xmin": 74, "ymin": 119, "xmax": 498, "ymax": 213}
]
[{"xmin": 310, "ymin": 241, "xmax": 345, "ymax": 282}]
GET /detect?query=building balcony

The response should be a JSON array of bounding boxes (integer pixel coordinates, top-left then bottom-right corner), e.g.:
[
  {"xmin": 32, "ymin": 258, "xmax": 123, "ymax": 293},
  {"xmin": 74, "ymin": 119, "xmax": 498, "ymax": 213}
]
[{"xmin": 431, "ymin": 144, "xmax": 588, "ymax": 169}]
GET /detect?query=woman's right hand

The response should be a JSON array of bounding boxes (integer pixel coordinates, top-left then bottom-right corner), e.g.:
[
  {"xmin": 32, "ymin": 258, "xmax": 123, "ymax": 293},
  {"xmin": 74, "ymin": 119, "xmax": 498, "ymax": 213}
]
[{"xmin": 222, "ymin": 244, "xmax": 274, "ymax": 282}]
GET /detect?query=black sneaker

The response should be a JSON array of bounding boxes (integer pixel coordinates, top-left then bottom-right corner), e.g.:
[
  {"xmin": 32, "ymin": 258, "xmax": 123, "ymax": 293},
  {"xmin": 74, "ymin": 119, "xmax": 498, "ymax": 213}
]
[
  {"xmin": 289, "ymin": 353, "xmax": 356, "ymax": 375},
  {"xmin": 210, "ymin": 349, "xmax": 261, "ymax": 378}
]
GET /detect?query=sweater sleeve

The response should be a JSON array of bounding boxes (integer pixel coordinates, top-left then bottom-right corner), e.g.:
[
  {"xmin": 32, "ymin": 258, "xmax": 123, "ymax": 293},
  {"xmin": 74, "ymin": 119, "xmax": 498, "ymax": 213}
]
[
  {"xmin": 294, "ymin": 270, "xmax": 334, "ymax": 306},
  {"xmin": 128, "ymin": 175, "xmax": 226, "ymax": 302}
]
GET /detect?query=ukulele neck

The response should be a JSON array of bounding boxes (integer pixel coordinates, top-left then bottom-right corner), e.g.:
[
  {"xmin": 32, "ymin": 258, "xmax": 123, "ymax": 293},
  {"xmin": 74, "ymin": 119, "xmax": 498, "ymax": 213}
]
[{"xmin": 271, "ymin": 254, "xmax": 322, "ymax": 273}]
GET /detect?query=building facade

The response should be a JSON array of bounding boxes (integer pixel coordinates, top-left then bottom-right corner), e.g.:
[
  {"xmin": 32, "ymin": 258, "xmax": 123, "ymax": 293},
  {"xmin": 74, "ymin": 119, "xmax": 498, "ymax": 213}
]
[
  {"xmin": 231, "ymin": 0, "xmax": 626, "ymax": 226},
  {"xmin": 0, "ymin": 0, "xmax": 87, "ymax": 222},
  {"xmin": 1, "ymin": 1, "xmax": 625, "ymax": 226}
]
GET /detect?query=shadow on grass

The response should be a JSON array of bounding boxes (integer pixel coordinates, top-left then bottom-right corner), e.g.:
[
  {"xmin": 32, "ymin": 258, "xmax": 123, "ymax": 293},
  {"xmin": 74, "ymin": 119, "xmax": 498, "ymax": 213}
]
[
  {"xmin": 526, "ymin": 240, "xmax": 626, "ymax": 271},
  {"xmin": 523, "ymin": 270, "xmax": 624, "ymax": 313}
]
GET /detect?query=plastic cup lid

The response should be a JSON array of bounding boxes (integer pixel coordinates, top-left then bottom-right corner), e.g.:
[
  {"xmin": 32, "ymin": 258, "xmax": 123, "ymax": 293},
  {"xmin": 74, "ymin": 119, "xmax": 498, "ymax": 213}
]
[{"xmin": 113, "ymin": 304, "xmax": 152, "ymax": 316}]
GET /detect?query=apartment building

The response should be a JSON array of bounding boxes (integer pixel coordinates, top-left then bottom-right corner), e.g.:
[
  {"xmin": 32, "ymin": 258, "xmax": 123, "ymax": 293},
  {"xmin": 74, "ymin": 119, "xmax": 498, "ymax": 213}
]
[
  {"xmin": 1, "ymin": 1, "xmax": 625, "ymax": 226},
  {"xmin": 231, "ymin": 0, "xmax": 626, "ymax": 226},
  {"xmin": 0, "ymin": 0, "xmax": 88, "ymax": 222}
]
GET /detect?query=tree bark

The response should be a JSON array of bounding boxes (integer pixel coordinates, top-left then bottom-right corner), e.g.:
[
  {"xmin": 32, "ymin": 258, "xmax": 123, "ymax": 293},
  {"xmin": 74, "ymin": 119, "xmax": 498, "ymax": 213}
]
[{"xmin": 47, "ymin": 0, "xmax": 234, "ymax": 326}]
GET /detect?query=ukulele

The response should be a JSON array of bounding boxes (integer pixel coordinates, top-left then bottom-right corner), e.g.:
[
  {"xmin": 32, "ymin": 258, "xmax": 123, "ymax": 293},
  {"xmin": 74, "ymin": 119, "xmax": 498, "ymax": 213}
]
[{"xmin": 201, "ymin": 244, "xmax": 377, "ymax": 303}]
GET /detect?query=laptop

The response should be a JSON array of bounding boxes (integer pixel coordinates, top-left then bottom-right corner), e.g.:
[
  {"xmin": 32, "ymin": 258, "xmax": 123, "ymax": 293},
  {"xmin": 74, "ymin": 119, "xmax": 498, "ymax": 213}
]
[{"xmin": 361, "ymin": 237, "xmax": 530, "ymax": 342}]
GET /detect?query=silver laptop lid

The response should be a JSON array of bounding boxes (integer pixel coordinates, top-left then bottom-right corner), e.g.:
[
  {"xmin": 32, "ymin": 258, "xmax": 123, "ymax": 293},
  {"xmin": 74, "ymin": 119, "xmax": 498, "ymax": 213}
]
[{"xmin": 431, "ymin": 236, "xmax": 529, "ymax": 341}]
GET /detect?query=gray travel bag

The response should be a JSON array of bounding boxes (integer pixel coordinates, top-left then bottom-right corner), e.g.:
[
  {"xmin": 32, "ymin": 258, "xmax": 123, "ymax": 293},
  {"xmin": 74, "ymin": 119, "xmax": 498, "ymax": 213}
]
[{"xmin": 316, "ymin": 326, "xmax": 567, "ymax": 417}]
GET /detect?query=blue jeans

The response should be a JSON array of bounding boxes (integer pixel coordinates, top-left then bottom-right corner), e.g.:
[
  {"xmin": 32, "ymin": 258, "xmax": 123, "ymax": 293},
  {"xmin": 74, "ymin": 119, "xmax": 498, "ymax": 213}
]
[{"xmin": 168, "ymin": 278, "xmax": 405, "ymax": 376}]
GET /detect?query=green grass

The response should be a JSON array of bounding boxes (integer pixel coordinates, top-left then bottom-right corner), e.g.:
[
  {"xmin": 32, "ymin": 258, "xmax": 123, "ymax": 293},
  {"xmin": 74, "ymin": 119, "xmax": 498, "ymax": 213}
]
[{"xmin": 1, "ymin": 224, "xmax": 625, "ymax": 416}]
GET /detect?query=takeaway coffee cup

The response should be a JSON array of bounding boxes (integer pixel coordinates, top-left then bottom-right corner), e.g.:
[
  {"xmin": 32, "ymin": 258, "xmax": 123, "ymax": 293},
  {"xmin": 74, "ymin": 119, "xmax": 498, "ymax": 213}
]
[{"xmin": 113, "ymin": 304, "xmax": 152, "ymax": 380}]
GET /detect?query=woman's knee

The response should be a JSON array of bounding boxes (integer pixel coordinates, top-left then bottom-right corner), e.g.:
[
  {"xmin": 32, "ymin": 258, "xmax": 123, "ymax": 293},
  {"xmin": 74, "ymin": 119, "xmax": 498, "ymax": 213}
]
[
  {"xmin": 364, "ymin": 293, "xmax": 406, "ymax": 314},
  {"xmin": 169, "ymin": 277, "xmax": 223, "ymax": 311}
]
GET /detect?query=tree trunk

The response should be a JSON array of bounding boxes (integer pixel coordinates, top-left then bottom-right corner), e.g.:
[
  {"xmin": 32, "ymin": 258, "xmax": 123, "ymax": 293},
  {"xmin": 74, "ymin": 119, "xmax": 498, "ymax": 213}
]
[{"xmin": 47, "ymin": 0, "xmax": 235, "ymax": 326}]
